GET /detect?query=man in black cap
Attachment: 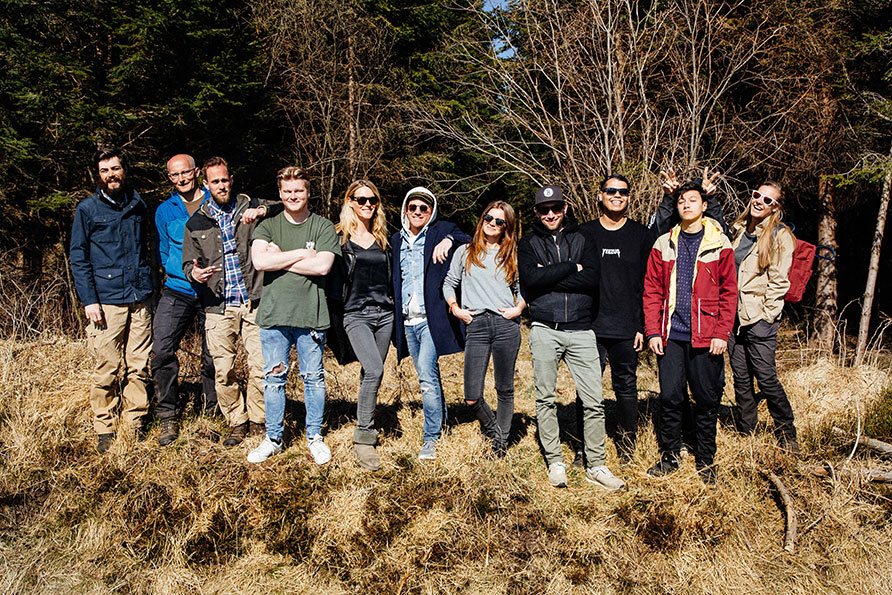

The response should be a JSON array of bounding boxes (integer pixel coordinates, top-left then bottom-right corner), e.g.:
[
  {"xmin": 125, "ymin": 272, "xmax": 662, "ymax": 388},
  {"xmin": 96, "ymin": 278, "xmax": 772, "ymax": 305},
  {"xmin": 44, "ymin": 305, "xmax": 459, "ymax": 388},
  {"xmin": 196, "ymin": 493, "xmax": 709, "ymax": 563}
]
[{"xmin": 518, "ymin": 185, "xmax": 625, "ymax": 491}]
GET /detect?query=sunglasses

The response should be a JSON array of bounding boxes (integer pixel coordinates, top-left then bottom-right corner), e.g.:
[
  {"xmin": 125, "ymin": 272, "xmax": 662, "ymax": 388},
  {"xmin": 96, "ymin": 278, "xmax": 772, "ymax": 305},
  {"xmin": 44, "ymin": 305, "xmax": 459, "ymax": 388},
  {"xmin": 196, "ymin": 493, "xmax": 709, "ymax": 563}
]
[
  {"xmin": 603, "ymin": 187, "xmax": 630, "ymax": 196},
  {"xmin": 535, "ymin": 203, "xmax": 564, "ymax": 215},
  {"xmin": 407, "ymin": 203, "xmax": 430, "ymax": 213},
  {"xmin": 483, "ymin": 214, "xmax": 507, "ymax": 227},
  {"xmin": 351, "ymin": 195, "xmax": 379, "ymax": 206},
  {"xmin": 751, "ymin": 190, "xmax": 778, "ymax": 207}
]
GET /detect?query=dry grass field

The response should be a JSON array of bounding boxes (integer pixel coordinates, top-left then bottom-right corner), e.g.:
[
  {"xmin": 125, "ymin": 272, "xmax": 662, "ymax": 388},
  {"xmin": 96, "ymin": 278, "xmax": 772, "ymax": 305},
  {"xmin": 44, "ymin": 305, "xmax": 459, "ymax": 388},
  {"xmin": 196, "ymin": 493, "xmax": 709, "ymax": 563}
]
[{"xmin": 1, "ymin": 324, "xmax": 891, "ymax": 594}]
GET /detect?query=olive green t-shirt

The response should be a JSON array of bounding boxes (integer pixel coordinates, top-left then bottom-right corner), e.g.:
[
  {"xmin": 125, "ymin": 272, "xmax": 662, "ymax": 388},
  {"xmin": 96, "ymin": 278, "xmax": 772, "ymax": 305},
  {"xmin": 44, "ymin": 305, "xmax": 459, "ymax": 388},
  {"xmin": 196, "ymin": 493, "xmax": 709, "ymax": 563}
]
[{"xmin": 253, "ymin": 211, "xmax": 341, "ymax": 330}]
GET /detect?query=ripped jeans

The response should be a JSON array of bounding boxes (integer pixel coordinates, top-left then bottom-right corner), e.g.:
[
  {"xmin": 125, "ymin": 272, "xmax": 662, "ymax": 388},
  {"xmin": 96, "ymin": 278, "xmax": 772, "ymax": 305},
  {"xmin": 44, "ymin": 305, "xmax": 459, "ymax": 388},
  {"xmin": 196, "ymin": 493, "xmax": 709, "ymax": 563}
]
[{"xmin": 259, "ymin": 326, "xmax": 327, "ymax": 442}]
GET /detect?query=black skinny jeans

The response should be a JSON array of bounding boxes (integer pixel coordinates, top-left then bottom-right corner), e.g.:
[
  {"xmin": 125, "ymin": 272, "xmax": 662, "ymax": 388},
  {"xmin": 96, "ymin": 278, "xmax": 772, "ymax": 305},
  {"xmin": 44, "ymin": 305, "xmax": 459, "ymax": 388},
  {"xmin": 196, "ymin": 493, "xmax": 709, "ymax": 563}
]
[
  {"xmin": 728, "ymin": 319, "xmax": 797, "ymax": 440},
  {"xmin": 152, "ymin": 288, "xmax": 217, "ymax": 420},
  {"xmin": 463, "ymin": 311, "xmax": 521, "ymax": 447},
  {"xmin": 574, "ymin": 335, "xmax": 639, "ymax": 455}
]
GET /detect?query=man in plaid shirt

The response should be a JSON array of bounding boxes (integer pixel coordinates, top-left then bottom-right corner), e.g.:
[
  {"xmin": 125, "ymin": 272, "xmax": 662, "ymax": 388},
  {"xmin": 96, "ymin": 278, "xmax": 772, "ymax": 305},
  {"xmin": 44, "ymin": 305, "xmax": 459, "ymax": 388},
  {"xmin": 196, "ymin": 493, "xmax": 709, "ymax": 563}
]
[{"xmin": 183, "ymin": 157, "xmax": 280, "ymax": 447}]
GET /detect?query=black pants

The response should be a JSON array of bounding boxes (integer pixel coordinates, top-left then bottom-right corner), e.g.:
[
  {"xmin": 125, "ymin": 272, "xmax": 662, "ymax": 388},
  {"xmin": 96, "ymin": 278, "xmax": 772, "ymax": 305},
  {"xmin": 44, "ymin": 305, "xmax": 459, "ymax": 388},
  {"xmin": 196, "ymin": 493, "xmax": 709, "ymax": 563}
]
[
  {"xmin": 152, "ymin": 288, "xmax": 216, "ymax": 420},
  {"xmin": 574, "ymin": 335, "xmax": 639, "ymax": 454},
  {"xmin": 463, "ymin": 312, "xmax": 521, "ymax": 446},
  {"xmin": 658, "ymin": 339, "xmax": 723, "ymax": 467},
  {"xmin": 728, "ymin": 319, "xmax": 797, "ymax": 440}
]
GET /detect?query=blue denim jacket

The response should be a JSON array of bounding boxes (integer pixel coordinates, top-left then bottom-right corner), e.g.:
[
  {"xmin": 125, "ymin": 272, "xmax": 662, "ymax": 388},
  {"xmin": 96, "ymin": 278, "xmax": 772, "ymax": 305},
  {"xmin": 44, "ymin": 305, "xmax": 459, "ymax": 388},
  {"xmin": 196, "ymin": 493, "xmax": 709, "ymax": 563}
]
[{"xmin": 399, "ymin": 228, "xmax": 427, "ymax": 318}]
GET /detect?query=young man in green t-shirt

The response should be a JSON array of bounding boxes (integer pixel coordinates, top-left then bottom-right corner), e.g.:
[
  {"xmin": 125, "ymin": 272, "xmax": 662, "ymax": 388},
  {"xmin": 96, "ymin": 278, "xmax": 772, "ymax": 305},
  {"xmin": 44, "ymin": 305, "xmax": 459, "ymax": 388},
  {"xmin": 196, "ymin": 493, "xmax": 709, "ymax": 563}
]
[{"xmin": 247, "ymin": 167, "xmax": 342, "ymax": 464}]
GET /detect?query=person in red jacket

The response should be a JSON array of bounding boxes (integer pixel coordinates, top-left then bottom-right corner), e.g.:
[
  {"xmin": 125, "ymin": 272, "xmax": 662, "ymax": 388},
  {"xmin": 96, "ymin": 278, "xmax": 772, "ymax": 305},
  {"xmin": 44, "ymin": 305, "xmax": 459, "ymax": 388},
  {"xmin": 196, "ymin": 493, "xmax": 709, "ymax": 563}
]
[{"xmin": 643, "ymin": 181, "xmax": 737, "ymax": 484}]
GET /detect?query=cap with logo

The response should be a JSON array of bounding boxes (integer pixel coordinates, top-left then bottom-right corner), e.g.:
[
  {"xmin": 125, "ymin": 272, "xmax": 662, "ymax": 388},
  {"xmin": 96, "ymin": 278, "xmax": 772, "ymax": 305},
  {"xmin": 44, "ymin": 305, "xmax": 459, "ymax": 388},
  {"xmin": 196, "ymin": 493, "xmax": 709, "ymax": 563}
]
[{"xmin": 535, "ymin": 185, "xmax": 564, "ymax": 206}]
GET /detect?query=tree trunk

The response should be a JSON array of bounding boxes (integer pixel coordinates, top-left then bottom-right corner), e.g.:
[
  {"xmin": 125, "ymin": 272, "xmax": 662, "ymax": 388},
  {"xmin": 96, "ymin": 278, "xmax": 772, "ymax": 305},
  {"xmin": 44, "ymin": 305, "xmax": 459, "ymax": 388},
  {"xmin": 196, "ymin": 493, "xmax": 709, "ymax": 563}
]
[
  {"xmin": 854, "ymin": 150, "xmax": 892, "ymax": 366},
  {"xmin": 814, "ymin": 176, "xmax": 839, "ymax": 351},
  {"xmin": 347, "ymin": 35, "xmax": 357, "ymax": 181}
]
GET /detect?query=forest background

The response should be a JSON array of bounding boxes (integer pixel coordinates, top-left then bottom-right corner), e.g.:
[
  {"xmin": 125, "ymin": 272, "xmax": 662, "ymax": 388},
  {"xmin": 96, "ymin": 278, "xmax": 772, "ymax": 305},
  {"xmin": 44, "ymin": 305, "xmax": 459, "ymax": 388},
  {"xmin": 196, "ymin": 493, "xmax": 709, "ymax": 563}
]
[
  {"xmin": 2, "ymin": 2, "xmax": 892, "ymax": 593},
  {"xmin": 1, "ymin": 0, "xmax": 891, "ymax": 348}
]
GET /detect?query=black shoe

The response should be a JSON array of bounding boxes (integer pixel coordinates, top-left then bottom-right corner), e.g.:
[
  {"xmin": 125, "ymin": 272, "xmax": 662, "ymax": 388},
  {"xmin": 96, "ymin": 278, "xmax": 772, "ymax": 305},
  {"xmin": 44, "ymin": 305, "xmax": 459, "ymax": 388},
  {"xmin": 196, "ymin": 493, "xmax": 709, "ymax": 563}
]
[
  {"xmin": 223, "ymin": 422, "xmax": 249, "ymax": 447},
  {"xmin": 97, "ymin": 433, "xmax": 115, "ymax": 453},
  {"xmin": 492, "ymin": 440, "xmax": 508, "ymax": 459},
  {"xmin": 158, "ymin": 419, "xmax": 179, "ymax": 446},
  {"xmin": 698, "ymin": 464, "xmax": 717, "ymax": 485},
  {"xmin": 134, "ymin": 424, "xmax": 149, "ymax": 442},
  {"xmin": 647, "ymin": 454, "xmax": 679, "ymax": 477},
  {"xmin": 571, "ymin": 450, "xmax": 585, "ymax": 469},
  {"xmin": 249, "ymin": 421, "xmax": 266, "ymax": 437},
  {"xmin": 779, "ymin": 433, "xmax": 800, "ymax": 454}
]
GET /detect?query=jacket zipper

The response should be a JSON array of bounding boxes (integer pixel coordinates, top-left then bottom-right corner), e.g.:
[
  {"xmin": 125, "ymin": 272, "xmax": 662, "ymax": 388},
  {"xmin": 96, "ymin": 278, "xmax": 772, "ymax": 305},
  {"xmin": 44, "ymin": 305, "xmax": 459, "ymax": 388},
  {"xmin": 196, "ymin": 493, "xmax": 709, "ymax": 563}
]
[{"xmin": 556, "ymin": 234, "xmax": 568, "ymax": 322}]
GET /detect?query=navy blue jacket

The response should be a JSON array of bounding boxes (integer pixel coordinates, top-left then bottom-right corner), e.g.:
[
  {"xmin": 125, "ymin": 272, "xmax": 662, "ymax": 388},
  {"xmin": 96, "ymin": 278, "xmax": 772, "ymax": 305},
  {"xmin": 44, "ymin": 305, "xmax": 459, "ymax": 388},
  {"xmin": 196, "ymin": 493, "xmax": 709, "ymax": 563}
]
[
  {"xmin": 70, "ymin": 188, "xmax": 154, "ymax": 306},
  {"xmin": 391, "ymin": 220, "xmax": 470, "ymax": 360}
]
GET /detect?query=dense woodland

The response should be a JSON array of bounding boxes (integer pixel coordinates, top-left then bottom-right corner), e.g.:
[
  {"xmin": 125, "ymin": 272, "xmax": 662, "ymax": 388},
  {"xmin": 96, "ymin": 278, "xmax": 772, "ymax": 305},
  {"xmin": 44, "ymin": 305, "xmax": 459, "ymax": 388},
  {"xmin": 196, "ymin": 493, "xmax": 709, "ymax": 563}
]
[{"xmin": 1, "ymin": 0, "xmax": 891, "ymax": 353}]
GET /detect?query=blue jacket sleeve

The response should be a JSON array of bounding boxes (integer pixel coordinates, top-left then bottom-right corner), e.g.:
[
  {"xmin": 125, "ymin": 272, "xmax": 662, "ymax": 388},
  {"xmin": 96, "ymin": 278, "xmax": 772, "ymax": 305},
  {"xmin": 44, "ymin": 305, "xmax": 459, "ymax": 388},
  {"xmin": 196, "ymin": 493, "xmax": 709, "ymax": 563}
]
[
  {"xmin": 70, "ymin": 202, "xmax": 98, "ymax": 305},
  {"xmin": 155, "ymin": 203, "xmax": 170, "ymax": 279}
]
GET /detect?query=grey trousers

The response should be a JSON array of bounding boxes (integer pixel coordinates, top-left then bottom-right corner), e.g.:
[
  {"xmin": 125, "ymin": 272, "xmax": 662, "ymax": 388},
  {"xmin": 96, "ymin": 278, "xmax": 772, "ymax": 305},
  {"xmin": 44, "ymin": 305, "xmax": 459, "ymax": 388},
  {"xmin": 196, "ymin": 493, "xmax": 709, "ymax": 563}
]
[
  {"xmin": 344, "ymin": 306, "xmax": 394, "ymax": 433},
  {"xmin": 529, "ymin": 325, "xmax": 605, "ymax": 466}
]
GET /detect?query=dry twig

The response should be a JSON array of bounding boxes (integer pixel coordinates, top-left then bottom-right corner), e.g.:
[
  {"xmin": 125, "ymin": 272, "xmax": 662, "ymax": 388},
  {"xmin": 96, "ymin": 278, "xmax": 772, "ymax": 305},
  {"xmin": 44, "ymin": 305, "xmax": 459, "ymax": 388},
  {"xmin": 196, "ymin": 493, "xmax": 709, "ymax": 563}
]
[
  {"xmin": 832, "ymin": 426, "xmax": 892, "ymax": 457},
  {"xmin": 761, "ymin": 469, "xmax": 798, "ymax": 552}
]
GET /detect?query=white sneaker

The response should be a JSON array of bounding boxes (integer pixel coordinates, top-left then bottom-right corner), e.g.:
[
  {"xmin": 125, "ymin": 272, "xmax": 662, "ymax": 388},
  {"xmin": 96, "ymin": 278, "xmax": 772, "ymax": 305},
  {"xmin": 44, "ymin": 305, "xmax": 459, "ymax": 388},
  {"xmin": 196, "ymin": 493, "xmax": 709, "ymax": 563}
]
[
  {"xmin": 586, "ymin": 465, "xmax": 625, "ymax": 492},
  {"xmin": 548, "ymin": 462, "xmax": 568, "ymax": 488},
  {"xmin": 308, "ymin": 434, "xmax": 331, "ymax": 465},
  {"xmin": 247, "ymin": 436, "xmax": 283, "ymax": 464}
]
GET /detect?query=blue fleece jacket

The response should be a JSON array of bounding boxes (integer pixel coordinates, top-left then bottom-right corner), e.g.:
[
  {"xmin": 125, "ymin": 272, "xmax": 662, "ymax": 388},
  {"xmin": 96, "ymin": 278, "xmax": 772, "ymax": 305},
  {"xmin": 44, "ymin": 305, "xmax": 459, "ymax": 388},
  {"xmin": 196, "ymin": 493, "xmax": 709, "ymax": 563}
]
[{"xmin": 155, "ymin": 188, "xmax": 209, "ymax": 295}]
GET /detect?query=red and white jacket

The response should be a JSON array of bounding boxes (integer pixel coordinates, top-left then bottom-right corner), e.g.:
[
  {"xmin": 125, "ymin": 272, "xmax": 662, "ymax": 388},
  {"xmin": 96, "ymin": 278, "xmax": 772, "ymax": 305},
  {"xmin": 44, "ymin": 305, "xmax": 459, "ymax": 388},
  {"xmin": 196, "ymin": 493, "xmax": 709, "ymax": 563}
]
[{"xmin": 643, "ymin": 218, "xmax": 737, "ymax": 348}]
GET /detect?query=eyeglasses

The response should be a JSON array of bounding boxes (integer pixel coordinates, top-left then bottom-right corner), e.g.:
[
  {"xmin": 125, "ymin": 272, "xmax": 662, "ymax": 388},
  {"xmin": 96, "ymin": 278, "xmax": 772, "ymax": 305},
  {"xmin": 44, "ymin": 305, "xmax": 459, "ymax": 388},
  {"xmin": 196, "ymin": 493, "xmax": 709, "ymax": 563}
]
[
  {"xmin": 351, "ymin": 195, "xmax": 379, "ymax": 206},
  {"xmin": 603, "ymin": 187, "xmax": 630, "ymax": 196},
  {"xmin": 535, "ymin": 203, "xmax": 564, "ymax": 215},
  {"xmin": 167, "ymin": 168, "xmax": 197, "ymax": 181},
  {"xmin": 483, "ymin": 214, "xmax": 507, "ymax": 227},
  {"xmin": 407, "ymin": 203, "xmax": 430, "ymax": 213},
  {"xmin": 751, "ymin": 190, "xmax": 778, "ymax": 207}
]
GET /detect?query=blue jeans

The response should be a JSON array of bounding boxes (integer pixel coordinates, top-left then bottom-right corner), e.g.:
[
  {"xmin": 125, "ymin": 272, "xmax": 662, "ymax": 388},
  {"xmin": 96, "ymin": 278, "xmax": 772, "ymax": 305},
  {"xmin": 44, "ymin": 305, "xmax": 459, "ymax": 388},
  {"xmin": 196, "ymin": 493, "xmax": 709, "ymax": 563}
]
[
  {"xmin": 403, "ymin": 320, "xmax": 444, "ymax": 442},
  {"xmin": 259, "ymin": 326, "xmax": 327, "ymax": 442}
]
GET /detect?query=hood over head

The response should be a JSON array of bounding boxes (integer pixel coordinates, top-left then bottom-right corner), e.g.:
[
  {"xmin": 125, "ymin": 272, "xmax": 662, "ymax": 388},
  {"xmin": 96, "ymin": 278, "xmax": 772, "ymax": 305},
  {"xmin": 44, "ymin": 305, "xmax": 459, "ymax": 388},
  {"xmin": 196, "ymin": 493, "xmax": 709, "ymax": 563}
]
[{"xmin": 401, "ymin": 186, "xmax": 438, "ymax": 234}]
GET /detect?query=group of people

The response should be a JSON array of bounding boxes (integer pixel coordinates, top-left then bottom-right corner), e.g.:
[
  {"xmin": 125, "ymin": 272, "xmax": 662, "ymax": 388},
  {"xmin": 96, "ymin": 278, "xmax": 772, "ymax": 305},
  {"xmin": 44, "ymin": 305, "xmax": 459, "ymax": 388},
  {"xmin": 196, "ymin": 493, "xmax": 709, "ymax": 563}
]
[{"xmin": 70, "ymin": 145, "xmax": 800, "ymax": 488}]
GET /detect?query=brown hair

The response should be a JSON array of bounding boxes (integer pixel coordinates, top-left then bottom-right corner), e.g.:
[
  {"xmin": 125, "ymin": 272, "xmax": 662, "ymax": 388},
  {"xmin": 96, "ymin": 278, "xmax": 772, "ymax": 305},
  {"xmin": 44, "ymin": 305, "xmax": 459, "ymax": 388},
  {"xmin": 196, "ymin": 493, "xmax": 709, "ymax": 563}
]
[
  {"xmin": 733, "ymin": 180, "xmax": 790, "ymax": 270},
  {"xmin": 465, "ymin": 200, "xmax": 518, "ymax": 287},
  {"xmin": 201, "ymin": 156, "xmax": 229, "ymax": 179}
]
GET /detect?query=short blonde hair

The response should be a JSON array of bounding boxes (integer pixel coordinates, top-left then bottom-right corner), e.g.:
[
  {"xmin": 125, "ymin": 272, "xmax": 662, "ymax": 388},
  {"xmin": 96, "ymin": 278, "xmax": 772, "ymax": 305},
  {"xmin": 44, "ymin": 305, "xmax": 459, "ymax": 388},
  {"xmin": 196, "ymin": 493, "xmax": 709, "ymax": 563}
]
[{"xmin": 277, "ymin": 166, "xmax": 310, "ymax": 189}]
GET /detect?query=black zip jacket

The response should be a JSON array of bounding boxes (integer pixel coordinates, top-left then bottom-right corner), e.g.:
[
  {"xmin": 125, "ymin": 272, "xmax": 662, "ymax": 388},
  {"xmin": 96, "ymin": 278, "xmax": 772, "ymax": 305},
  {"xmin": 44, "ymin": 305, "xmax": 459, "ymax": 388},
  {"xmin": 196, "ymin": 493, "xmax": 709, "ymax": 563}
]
[{"xmin": 517, "ymin": 218, "xmax": 600, "ymax": 329}]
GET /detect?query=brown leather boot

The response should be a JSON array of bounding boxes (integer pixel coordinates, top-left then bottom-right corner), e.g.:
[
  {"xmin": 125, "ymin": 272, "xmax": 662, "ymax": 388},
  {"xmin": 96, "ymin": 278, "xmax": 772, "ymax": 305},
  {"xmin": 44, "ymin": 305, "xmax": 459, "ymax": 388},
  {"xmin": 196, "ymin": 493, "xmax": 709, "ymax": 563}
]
[
  {"xmin": 158, "ymin": 419, "xmax": 179, "ymax": 447},
  {"xmin": 223, "ymin": 422, "xmax": 249, "ymax": 447}
]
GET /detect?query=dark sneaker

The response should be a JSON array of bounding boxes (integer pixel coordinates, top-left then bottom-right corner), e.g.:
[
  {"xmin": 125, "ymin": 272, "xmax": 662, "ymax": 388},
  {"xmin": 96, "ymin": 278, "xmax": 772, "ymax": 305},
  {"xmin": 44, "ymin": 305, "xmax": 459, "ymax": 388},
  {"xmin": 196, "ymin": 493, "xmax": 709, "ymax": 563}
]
[
  {"xmin": 697, "ymin": 464, "xmax": 717, "ymax": 485},
  {"xmin": 492, "ymin": 440, "xmax": 508, "ymax": 459},
  {"xmin": 158, "ymin": 419, "xmax": 179, "ymax": 447},
  {"xmin": 222, "ymin": 422, "xmax": 249, "ymax": 447},
  {"xmin": 97, "ymin": 433, "xmax": 115, "ymax": 453},
  {"xmin": 647, "ymin": 454, "xmax": 679, "ymax": 478},
  {"xmin": 571, "ymin": 450, "xmax": 585, "ymax": 469},
  {"xmin": 779, "ymin": 434, "xmax": 800, "ymax": 454},
  {"xmin": 249, "ymin": 421, "xmax": 266, "ymax": 437},
  {"xmin": 134, "ymin": 424, "xmax": 148, "ymax": 442}
]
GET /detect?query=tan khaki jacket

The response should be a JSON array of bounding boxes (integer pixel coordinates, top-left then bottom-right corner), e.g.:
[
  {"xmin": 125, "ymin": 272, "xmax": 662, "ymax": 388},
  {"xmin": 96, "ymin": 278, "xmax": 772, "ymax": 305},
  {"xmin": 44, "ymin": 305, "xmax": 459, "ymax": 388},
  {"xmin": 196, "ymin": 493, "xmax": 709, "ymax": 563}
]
[{"xmin": 732, "ymin": 221, "xmax": 794, "ymax": 326}]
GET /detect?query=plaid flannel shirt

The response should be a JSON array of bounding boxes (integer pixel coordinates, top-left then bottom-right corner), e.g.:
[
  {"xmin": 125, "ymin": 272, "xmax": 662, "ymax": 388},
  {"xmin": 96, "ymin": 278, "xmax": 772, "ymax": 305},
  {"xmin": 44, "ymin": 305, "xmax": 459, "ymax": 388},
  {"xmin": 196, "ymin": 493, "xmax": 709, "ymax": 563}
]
[{"xmin": 206, "ymin": 198, "xmax": 249, "ymax": 308}]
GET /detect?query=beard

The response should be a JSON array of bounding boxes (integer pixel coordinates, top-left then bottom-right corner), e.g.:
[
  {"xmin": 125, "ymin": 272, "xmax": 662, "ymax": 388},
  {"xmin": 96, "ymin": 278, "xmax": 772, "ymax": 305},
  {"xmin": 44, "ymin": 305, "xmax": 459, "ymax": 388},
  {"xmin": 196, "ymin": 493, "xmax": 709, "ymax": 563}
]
[{"xmin": 100, "ymin": 176, "xmax": 126, "ymax": 199}]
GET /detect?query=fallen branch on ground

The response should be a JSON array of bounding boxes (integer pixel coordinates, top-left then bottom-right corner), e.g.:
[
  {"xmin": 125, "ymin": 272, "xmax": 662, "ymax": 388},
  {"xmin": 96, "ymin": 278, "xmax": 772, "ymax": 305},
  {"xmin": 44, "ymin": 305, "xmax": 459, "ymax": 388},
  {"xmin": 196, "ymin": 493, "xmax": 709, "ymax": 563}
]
[
  {"xmin": 804, "ymin": 463, "xmax": 892, "ymax": 483},
  {"xmin": 761, "ymin": 469, "xmax": 798, "ymax": 552},
  {"xmin": 832, "ymin": 427, "xmax": 892, "ymax": 457}
]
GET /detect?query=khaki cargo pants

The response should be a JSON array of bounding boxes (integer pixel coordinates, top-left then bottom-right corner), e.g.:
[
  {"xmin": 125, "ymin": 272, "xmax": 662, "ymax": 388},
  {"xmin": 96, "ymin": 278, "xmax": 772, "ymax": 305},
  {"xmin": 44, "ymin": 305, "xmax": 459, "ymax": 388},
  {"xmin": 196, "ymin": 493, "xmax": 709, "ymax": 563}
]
[
  {"xmin": 86, "ymin": 302, "xmax": 152, "ymax": 435},
  {"xmin": 205, "ymin": 303, "xmax": 265, "ymax": 428}
]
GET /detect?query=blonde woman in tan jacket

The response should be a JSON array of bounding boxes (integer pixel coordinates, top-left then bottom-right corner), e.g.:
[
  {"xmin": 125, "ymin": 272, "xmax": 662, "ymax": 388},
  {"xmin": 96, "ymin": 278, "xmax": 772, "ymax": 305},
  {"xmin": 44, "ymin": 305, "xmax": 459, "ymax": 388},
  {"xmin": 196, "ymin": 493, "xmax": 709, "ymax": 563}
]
[{"xmin": 728, "ymin": 181, "xmax": 799, "ymax": 451}]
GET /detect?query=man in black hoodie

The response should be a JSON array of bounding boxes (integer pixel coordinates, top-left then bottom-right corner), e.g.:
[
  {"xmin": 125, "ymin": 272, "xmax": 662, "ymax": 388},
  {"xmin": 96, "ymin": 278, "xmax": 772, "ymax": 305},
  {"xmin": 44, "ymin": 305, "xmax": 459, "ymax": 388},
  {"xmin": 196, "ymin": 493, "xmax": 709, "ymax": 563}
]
[{"xmin": 518, "ymin": 185, "xmax": 625, "ymax": 492}]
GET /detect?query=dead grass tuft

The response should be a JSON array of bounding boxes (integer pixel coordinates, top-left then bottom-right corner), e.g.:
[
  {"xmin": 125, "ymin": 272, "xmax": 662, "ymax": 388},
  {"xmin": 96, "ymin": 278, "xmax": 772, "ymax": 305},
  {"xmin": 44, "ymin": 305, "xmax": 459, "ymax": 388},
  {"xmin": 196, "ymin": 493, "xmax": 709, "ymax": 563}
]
[{"xmin": 1, "ymin": 324, "xmax": 892, "ymax": 593}]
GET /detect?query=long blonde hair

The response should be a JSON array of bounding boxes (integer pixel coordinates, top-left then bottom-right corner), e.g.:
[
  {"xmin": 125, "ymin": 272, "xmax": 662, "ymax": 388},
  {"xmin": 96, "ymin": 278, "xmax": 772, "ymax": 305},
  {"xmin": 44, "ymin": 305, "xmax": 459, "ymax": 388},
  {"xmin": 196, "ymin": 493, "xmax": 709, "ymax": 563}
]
[
  {"xmin": 335, "ymin": 180, "xmax": 389, "ymax": 250},
  {"xmin": 733, "ymin": 180, "xmax": 791, "ymax": 270},
  {"xmin": 465, "ymin": 200, "xmax": 518, "ymax": 286}
]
